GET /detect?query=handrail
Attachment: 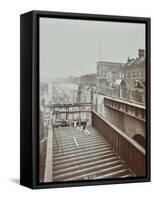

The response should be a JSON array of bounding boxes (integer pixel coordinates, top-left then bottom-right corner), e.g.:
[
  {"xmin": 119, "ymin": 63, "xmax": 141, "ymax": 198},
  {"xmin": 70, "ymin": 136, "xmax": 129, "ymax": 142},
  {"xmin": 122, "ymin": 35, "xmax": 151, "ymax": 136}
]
[
  {"xmin": 92, "ymin": 111, "xmax": 145, "ymax": 176},
  {"xmin": 104, "ymin": 96, "xmax": 145, "ymax": 110},
  {"xmin": 96, "ymin": 87, "xmax": 145, "ymax": 105}
]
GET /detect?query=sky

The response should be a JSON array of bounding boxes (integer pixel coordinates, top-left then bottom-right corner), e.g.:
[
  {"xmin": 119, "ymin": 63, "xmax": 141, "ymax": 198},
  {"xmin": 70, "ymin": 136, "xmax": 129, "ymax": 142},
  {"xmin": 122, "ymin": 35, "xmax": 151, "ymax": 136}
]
[{"xmin": 40, "ymin": 17, "xmax": 145, "ymax": 82}]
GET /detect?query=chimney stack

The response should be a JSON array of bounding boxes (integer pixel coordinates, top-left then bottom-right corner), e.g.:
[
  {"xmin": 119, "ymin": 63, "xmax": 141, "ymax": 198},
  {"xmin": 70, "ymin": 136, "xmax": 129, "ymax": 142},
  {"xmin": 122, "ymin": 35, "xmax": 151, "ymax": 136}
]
[{"xmin": 138, "ymin": 49, "xmax": 145, "ymax": 58}]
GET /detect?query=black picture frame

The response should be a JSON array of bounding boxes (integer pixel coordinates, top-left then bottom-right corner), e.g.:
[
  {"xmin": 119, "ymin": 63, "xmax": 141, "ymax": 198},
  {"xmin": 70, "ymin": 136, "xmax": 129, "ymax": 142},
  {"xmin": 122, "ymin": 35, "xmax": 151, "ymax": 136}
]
[{"xmin": 20, "ymin": 10, "xmax": 151, "ymax": 189}]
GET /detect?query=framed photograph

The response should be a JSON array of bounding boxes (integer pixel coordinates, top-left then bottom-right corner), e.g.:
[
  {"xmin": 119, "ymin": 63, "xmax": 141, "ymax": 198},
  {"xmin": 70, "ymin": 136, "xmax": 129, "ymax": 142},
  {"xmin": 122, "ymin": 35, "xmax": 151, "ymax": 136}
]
[{"xmin": 20, "ymin": 10, "xmax": 151, "ymax": 189}]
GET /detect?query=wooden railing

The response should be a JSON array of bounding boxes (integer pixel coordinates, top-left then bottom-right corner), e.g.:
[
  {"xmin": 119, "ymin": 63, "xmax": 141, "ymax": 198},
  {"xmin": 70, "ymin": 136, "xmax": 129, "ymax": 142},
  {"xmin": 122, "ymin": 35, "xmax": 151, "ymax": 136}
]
[{"xmin": 92, "ymin": 111, "xmax": 145, "ymax": 176}]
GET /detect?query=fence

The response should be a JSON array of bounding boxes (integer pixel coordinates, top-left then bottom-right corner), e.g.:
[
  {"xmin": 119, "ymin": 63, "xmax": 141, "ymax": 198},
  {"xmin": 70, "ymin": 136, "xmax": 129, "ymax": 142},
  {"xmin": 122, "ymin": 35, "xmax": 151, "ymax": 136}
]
[{"xmin": 97, "ymin": 87, "xmax": 145, "ymax": 104}]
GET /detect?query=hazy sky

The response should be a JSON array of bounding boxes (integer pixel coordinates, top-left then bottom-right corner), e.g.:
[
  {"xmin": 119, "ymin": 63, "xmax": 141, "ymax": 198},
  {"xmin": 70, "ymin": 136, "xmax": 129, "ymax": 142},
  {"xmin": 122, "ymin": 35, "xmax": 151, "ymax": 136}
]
[{"xmin": 40, "ymin": 17, "xmax": 145, "ymax": 82}]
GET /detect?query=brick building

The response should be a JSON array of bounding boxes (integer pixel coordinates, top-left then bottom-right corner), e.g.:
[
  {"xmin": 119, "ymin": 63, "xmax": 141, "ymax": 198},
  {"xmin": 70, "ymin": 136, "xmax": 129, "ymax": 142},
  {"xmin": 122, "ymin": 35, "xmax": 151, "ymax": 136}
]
[{"xmin": 96, "ymin": 49, "xmax": 145, "ymax": 104}]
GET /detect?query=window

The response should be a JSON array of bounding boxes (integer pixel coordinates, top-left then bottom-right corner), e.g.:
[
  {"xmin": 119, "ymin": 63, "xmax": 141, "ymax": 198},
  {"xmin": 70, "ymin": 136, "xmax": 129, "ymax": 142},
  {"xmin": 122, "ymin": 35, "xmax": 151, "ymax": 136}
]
[
  {"xmin": 138, "ymin": 71, "xmax": 141, "ymax": 77},
  {"xmin": 133, "ymin": 72, "xmax": 136, "ymax": 78}
]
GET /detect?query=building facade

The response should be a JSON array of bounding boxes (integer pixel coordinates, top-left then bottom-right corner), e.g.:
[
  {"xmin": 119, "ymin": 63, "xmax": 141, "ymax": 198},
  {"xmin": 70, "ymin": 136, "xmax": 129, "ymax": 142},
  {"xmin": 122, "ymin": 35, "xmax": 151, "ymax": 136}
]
[{"xmin": 97, "ymin": 49, "xmax": 145, "ymax": 104}]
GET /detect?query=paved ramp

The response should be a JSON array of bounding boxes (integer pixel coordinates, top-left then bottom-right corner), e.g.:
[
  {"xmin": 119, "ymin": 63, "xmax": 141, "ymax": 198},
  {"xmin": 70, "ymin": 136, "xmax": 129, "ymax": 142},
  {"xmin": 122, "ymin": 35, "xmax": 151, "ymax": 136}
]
[{"xmin": 53, "ymin": 127, "xmax": 135, "ymax": 181}]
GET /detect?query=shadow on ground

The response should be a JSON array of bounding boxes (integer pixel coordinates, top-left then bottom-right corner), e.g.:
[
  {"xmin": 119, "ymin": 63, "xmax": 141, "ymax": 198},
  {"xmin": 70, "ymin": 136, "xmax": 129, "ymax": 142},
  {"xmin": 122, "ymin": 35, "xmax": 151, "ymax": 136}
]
[{"xmin": 9, "ymin": 178, "xmax": 20, "ymax": 185}]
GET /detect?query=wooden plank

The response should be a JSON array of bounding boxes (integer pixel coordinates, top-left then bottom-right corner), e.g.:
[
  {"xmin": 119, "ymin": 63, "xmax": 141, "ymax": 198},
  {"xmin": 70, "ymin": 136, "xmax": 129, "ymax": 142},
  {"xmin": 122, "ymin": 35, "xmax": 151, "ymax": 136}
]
[{"xmin": 73, "ymin": 136, "xmax": 79, "ymax": 148}]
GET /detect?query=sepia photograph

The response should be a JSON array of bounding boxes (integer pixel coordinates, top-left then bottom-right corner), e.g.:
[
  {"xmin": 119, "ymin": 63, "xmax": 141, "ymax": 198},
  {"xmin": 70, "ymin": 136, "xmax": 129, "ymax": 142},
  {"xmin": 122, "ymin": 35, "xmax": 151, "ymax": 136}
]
[{"xmin": 39, "ymin": 17, "xmax": 147, "ymax": 183}]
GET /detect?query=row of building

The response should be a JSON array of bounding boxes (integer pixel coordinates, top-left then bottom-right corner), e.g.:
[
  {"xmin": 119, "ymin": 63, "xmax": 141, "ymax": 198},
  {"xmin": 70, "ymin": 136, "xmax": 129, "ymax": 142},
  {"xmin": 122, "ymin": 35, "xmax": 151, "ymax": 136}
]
[
  {"xmin": 39, "ymin": 48, "xmax": 146, "ymax": 132},
  {"xmin": 96, "ymin": 49, "xmax": 145, "ymax": 104}
]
